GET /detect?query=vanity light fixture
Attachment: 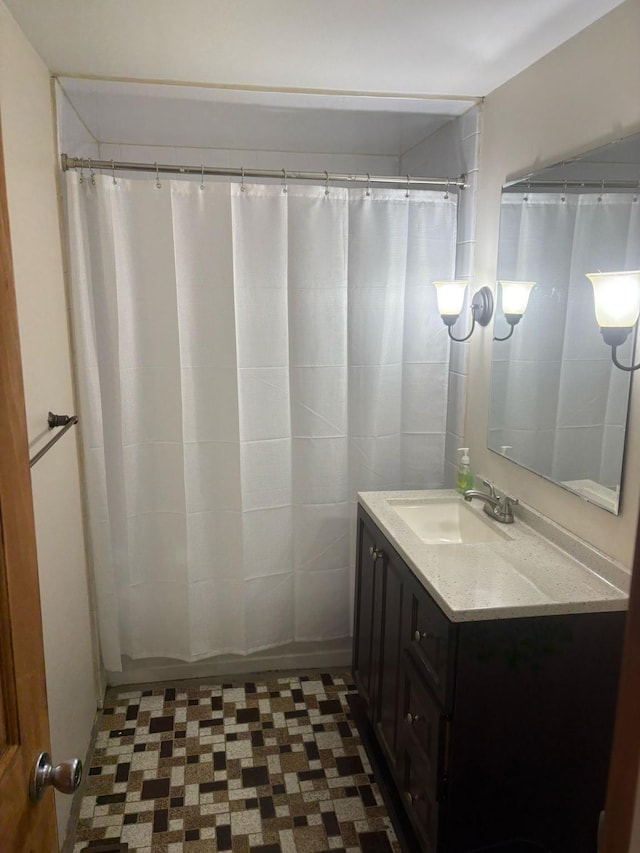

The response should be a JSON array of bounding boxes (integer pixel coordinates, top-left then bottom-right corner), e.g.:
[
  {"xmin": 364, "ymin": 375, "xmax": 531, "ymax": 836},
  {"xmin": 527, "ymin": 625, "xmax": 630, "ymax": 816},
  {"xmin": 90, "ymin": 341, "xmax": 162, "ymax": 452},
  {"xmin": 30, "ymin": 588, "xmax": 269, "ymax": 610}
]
[
  {"xmin": 433, "ymin": 280, "xmax": 494, "ymax": 342},
  {"xmin": 493, "ymin": 281, "xmax": 535, "ymax": 341},
  {"xmin": 586, "ymin": 270, "xmax": 640, "ymax": 371}
]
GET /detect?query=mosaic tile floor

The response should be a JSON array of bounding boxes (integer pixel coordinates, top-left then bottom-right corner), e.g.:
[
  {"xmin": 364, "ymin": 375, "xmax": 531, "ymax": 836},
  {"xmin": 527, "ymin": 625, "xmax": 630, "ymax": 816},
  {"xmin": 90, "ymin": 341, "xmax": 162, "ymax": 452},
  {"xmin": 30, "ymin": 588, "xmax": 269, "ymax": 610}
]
[{"xmin": 73, "ymin": 672, "xmax": 401, "ymax": 853}]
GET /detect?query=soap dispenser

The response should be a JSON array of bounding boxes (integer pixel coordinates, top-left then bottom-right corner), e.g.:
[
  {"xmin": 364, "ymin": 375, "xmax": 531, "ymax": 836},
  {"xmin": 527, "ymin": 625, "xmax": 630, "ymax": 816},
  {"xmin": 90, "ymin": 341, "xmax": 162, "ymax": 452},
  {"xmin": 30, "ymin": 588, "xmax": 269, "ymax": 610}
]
[{"xmin": 456, "ymin": 448, "xmax": 474, "ymax": 494}]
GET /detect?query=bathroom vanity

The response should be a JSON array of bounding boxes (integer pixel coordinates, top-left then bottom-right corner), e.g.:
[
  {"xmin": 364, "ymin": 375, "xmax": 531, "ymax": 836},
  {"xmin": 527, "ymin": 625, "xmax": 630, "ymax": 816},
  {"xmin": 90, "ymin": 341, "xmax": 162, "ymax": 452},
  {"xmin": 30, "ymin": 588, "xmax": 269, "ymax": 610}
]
[{"xmin": 352, "ymin": 490, "xmax": 628, "ymax": 853}]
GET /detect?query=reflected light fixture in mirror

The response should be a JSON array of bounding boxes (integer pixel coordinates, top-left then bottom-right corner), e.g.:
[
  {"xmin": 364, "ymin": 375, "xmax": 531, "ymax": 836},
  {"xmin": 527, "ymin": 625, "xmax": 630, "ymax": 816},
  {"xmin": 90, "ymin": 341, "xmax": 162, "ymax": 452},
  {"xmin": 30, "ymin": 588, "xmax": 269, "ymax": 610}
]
[
  {"xmin": 586, "ymin": 270, "xmax": 640, "ymax": 371},
  {"xmin": 493, "ymin": 280, "xmax": 535, "ymax": 341},
  {"xmin": 434, "ymin": 280, "xmax": 494, "ymax": 342}
]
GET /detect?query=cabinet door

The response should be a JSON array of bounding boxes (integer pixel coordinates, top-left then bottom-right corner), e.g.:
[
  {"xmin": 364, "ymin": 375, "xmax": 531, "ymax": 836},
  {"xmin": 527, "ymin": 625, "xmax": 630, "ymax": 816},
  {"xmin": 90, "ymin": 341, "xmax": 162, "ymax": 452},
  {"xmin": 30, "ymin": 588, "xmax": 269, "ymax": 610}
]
[
  {"xmin": 352, "ymin": 513, "xmax": 382, "ymax": 711},
  {"xmin": 375, "ymin": 546, "xmax": 405, "ymax": 768}
]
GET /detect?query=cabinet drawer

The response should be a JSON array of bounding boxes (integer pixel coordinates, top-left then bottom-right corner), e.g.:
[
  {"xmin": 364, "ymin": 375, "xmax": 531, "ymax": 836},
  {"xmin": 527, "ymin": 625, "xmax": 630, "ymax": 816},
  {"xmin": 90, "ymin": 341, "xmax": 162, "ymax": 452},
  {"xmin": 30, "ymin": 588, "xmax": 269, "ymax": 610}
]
[
  {"xmin": 397, "ymin": 654, "xmax": 447, "ymax": 852},
  {"xmin": 405, "ymin": 573, "xmax": 455, "ymax": 707},
  {"xmin": 400, "ymin": 652, "xmax": 446, "ymax": 793},
  {"xmin": 400, "ymin": 740, "xmax": 438, "ymax": 853}
]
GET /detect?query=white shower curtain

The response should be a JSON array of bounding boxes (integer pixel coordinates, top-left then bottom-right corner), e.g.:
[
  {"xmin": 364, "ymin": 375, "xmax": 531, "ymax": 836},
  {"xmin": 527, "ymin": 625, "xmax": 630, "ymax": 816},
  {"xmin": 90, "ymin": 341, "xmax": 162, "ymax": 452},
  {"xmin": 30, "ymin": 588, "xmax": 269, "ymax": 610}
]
[{"xmin": 66, "ymin": 173, "xmax": 457, "ymax": 671}]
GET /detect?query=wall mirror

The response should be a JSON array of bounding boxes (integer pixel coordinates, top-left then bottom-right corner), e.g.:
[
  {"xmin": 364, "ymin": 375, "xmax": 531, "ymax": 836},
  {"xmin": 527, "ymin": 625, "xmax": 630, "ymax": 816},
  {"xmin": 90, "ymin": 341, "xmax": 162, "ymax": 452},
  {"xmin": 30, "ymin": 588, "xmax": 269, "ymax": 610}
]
[{"xmin": 488, "ymin": 132, "xmax": 640, "ymax": 514}]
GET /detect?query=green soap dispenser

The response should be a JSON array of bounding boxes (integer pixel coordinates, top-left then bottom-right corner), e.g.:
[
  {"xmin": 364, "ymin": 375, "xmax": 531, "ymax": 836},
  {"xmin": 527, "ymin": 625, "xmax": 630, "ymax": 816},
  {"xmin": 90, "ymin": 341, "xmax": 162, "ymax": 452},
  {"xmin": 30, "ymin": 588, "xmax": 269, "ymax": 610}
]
[{"xmin": 456, "ymin": 447, "xmax": 474, "ymax": 494}]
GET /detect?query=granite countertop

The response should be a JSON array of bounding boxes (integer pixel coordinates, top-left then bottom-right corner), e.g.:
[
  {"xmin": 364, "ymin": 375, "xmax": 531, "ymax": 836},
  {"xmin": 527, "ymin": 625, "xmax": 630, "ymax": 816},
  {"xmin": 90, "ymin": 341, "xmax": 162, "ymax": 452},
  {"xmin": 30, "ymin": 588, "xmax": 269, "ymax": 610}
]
[{"xmin": 358, "ymin": 489, "xmax": 629, "ymax": 623}]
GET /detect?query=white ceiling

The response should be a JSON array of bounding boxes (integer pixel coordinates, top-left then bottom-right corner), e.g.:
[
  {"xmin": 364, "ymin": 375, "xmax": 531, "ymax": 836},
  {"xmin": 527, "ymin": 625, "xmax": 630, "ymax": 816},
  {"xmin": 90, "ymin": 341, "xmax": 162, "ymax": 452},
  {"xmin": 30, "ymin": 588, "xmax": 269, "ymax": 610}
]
[{"xmin": 5, "ymin": 0, "xmax": 624, "ymax": 97}]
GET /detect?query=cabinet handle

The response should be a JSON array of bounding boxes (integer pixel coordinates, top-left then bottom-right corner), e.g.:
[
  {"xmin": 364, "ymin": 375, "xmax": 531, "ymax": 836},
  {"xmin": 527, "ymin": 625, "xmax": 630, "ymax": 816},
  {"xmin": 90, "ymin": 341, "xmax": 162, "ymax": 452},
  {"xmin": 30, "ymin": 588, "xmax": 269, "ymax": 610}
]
[
  {"xmin": 369, "ymin": 545, "xmax": 384, "ymax": 562},
  {"xmin": 414, "ymin": 629, "xmax": 435, "ymax": 643},
  {"xmin": 406, "ymin": 791, "xmax": 421, "ymax": 805},
  {"xmin": 406, "ymin": 712, "xmax": 422, "ymax": 725}
]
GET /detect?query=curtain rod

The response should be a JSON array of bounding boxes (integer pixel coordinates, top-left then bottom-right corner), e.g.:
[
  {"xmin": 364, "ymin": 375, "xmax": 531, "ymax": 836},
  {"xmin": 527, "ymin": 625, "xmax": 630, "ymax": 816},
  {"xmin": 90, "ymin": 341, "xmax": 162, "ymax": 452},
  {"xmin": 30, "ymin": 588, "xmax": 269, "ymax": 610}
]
[
  {"xmin": 61, "ymin": 154, "xmax": 467, "ymax": 190},
  {"xmin": 503, "ymin": 177, "xmax": 640, "ymax": 191}
]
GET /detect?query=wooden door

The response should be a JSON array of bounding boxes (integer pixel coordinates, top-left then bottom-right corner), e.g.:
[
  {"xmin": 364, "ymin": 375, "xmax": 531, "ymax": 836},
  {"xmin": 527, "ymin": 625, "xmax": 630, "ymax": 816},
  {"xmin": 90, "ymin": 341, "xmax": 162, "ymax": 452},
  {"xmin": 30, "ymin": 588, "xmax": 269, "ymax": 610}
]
[{"xmin": 0, "ymin": 121, "xmax": 57, "ymax": 849}]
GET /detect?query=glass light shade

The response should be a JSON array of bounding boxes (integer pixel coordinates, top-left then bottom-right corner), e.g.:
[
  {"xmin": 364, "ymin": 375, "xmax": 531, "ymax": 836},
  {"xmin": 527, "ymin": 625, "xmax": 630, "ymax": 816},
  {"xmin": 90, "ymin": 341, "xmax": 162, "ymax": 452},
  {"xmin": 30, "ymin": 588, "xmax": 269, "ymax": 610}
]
[
  {"xmin": 433, "ymin": 280, "xmax": 468, "ymax": 317},
  {"xmin": 498, "ymin": 280, "xmax": 535, "ymax": 317},
  {"xmin": 586, "ymin": 271, "xmax": 640, "ymax": 328}
]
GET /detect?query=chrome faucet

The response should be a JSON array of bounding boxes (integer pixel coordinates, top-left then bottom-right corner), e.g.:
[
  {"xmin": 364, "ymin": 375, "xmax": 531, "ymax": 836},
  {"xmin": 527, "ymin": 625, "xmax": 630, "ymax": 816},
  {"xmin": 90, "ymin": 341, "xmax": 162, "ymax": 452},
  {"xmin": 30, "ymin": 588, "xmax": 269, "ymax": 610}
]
[{"xmin": 464, "ymin": 480, "xmax": 518, "ymax": 524}]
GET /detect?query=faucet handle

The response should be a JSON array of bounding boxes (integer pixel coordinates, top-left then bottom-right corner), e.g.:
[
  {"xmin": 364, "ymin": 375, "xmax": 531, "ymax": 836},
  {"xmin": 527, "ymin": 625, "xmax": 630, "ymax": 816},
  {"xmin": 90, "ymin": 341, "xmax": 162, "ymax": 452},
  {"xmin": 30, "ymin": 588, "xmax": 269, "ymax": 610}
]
[
  {"xmin": 482, "ymin": 479, "xmax": 497, "ymax": 498},
  {"xmin": 499, "ymin": 494, "xmax": 519, "ymax": 520}
]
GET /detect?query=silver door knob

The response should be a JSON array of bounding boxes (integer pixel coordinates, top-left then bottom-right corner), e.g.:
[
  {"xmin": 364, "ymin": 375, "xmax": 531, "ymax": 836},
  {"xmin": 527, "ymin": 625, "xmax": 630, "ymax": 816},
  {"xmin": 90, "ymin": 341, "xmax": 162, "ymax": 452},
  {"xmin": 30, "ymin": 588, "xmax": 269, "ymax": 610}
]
[
  {"xmin": 406, "ymin": 791, "xmax": 420, "ymax": 805},
  {"xmin": 406, "ymin": 712, "xmax": 422, "ymax": 725},
  {"xmin": 368, "ymin": 546, "xmax": 384, "ymax": 561},
  {"xmin": 29, "ymin": 751, "xmax": 83, "ymax": 802}
]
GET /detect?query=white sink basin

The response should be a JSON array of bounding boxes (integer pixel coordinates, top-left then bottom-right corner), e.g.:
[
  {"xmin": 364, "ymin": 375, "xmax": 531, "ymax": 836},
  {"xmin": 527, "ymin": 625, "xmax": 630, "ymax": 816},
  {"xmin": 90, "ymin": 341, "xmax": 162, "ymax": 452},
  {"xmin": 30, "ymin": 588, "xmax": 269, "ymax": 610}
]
[{"xmin": 389, "ymin": 499, "xmax": 504, "ymax": 544}]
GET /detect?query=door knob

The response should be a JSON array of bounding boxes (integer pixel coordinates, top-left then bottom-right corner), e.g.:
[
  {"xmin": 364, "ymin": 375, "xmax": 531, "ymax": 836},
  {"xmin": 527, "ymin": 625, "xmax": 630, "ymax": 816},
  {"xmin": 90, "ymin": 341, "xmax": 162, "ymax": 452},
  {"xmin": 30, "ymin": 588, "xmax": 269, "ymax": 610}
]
[
  {"xmin": 29, "ymin": 751, "xmax": 83, "ymax": 802},
  {"xmin": 406, "ymin": 712, "xmax": 422, "ymax": 725}
]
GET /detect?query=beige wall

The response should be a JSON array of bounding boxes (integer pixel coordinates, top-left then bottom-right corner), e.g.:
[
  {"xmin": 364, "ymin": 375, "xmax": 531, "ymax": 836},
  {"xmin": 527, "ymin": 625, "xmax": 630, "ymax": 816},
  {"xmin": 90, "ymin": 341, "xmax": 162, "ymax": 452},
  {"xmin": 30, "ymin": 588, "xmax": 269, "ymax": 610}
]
[
  {"xmin": 0, "ymin": 1, "xmax": 98, "ymax": 844},
  {"xmin": 469, "ymin": 0, "xmax": 640, "ymax": 569}
]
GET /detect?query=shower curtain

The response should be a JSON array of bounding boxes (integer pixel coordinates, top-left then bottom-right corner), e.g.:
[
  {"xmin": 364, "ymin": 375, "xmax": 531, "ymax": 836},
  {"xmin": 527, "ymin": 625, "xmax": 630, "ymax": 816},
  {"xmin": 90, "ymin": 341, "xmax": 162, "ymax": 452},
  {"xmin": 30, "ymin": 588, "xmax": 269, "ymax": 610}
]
[{"xmin": 66, "ymin": 173, "xmax": 457, "ymax": 671}]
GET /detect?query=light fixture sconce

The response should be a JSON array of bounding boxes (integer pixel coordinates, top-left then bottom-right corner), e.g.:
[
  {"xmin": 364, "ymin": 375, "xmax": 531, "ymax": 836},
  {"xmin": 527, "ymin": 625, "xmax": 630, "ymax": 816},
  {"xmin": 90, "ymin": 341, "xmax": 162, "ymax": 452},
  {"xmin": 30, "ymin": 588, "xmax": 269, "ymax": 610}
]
[
  {"xmin": 586, "ymin": 270, "xmax": 640, "ymax": 371},
  {"xmin": 493, "ymin": 281, "xmax": 535, "ymax": 341},
  {"xmin": 433, "ymin": 280, "xmax": 494, "ymax": 342}
]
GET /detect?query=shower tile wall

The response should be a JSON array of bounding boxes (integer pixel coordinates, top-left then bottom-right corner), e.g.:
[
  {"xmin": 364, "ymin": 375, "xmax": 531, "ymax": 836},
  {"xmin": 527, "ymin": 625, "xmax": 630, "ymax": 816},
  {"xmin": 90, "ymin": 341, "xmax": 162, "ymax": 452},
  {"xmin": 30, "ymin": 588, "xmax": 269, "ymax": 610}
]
[
  {"xmin": 401, "ymin": 105, "xmax": 482, "ymax": 487},
  {"xmin": 56, "ymin": 81, "xmax": 100, "ymax": 161},
  {"xmin": 97, "ymin": 143, "xmax": 399, "ymax": 183},
  {"xmin": 54, "ymin": 80, "xmax": 400, "ymax": 186}
]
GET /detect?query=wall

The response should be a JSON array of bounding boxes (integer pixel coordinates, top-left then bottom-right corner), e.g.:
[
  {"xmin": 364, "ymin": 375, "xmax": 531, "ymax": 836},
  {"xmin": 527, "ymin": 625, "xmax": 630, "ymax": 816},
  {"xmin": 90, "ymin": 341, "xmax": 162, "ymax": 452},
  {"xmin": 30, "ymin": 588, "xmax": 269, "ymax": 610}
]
[
  {"xmin": 401, "ymin": 106, "xmax": 481, "ymax": 487},
  {"xmin": 0, "ymin": 2, "xmax": 98, "ymax": 843},
  {"xmin": 469, "ymin": 0, "xmax": 640, "ymax": 569}
]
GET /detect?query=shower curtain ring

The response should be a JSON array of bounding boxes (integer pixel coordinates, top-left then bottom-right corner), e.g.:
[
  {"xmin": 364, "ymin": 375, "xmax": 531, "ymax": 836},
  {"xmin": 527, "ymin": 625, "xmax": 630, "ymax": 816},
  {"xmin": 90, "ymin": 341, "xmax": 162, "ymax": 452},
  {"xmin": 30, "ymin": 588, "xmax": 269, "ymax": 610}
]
[
  {"xmin": 406, "ymin": 175, "xmax": 411, "ymax": 198},
  {"xmin": 89, "ymin": 159, "xmax": 96, "ymax": 186},
  {"xmin": 111, "ymin": 160, "xmax": 117, "ymax": 185},
  {"xmin": 282, "ymin": 168, "xmax": 288, "ymax": 194},
  {"xmin": 240, "ymin": 166, "xmax": 246, "ymax": 192},
  {"xmin": 155, "ymin": 163, "xmax": 161, "ymax": 189},
  {"xmin": 200, "ymin": 165, "xmax": 205, "ymax": 191},
  {"xmin": 366, "ymin": 173, "xmax": 371, "ymax": 197},
  {"xmin": 445, "ymin": 178, "xmax": 450, "ymax": 199},
  {"xmin": 325, "ymin": 171, "xmax": 330, "ymax": 197},
  {"xmin": 79, "ymin": 160, "xmax": 85, "ymax": 184}
]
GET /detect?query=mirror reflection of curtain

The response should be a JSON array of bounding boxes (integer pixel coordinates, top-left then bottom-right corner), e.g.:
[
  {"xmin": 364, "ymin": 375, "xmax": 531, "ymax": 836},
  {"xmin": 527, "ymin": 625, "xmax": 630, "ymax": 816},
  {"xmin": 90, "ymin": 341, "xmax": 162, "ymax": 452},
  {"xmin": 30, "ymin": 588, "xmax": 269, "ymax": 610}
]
[
  {"xmin": 491, "ymin": 193, "xmax": 640, "ymax": 493},
  {"xmin": 65, "ymin": 173, "xmax": 457, "ymax": 672}
]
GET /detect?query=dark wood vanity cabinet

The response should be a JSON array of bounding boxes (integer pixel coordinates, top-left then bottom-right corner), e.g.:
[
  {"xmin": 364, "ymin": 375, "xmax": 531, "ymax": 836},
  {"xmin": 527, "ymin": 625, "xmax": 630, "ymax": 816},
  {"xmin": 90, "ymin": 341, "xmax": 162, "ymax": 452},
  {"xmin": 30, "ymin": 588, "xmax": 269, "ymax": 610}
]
[{"xmin": 352, "ymin": 505, "xmax": 626, "ymax": 853}]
